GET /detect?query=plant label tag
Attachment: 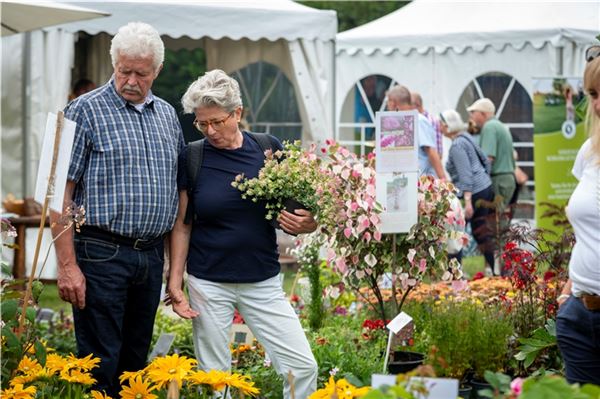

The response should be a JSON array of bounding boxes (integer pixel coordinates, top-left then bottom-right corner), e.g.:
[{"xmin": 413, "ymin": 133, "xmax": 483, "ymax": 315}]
[
  {"xmin": 387, "ymin": 311, "xmax": 412, "ymax": 334},
  {"xmin": 408, "ymin": 377, "xmax": 458, "ymax": 399},
  {"xmin": 371, "ymin": 374, "xmax": 397, "ymax": 389}
]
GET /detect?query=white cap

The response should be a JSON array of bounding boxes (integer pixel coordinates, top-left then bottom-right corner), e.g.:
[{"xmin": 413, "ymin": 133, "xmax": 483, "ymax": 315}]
[
  {"xmin": 467, "ymin": 98, "xmax": 496, "ymax": 114},
  {"xmin": 440, "ymin": 109, "xmax": 468, "ymax": 133}
]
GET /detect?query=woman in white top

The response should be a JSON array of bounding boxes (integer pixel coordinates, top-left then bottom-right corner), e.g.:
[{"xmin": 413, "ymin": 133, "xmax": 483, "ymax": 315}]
[{"xmin": 556, "ymin": 46, "xmax": 600, "ymax": 385}]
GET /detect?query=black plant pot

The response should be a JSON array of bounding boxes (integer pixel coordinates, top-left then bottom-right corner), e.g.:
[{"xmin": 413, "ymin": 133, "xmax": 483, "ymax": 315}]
[
  {"xmin": 387, "ymin": 351, "xmax": 425, "ymax": 374},
  {"xmin": 469, "ymin": 379, "xmax": 492, "ymax": 399},
  {"xmin": 458, "ymin": 384, "xmax": 473, "ymax": 399},
  {"xmin": 269, "ymin": 198, "xmax": 307, "ymax": 231}
]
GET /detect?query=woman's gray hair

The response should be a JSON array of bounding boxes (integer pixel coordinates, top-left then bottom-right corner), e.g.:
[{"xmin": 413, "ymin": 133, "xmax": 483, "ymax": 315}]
[
  {"xmin": 110, "ymin": 22, "xmax": 164, "ymax": 70},
  {"xmin": 181, "ymin": 69, "xmax": 243, "ymax": 114}
]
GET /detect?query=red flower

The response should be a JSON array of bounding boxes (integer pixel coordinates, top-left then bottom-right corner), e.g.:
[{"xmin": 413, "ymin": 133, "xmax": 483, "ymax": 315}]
[
  {"xmin": 472, "ymin": 272, "xmax": 485, "ymax": 281},
  {"xmin": 543, "ymin": 270, "xmax": 556, "ymax": 282}
]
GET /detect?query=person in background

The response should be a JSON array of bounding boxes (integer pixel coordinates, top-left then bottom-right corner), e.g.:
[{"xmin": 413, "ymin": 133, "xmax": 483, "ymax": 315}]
[
  {"xmin": 386, "ymin": 85, "xmax": 445, "ymax": 179},
  {"xmin": 68, "ymin": 78, "xmax": 96, "ymax": 101},
  {"xmin": 440, "ymin": 109, "xmax": 496, "ymax": 274},
  {"xmin": 51, "ymin": 22, "xmax": 184, "ymax": 396},
  {"xmin": 167, "ymin": 70, "xmax": 318, "ymax": 399},
  {"xmin": 467, "ymin": 98, "xmax": 516, "ymax": 211},
  {"xmin": 555, "ymin": 45, "xmax": 600, "ymax": 386},
  {"xmin": 412, "ymin": 92, "xmax": 443, "ymax": 157}
]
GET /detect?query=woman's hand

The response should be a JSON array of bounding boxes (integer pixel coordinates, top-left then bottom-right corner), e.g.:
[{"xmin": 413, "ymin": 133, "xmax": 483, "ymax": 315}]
[
  {"xmin": 278, "ymin": 209, "xmax": 317, "ymax": 235},
  {"xmin": 464, "ymin": 201, "xmax": 474, "ymax": 220},
  {"xmin": 166, "ymin": 288, "xmax": 199, "ymax": 319}
]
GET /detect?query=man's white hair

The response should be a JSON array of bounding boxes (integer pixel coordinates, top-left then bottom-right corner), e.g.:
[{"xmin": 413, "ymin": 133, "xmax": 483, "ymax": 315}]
[
  {"xmin": 181, "ymin": 69, "xmax": 243, "ymax": 114},
  {"xmin": 110, "ymin": 22, "xmax": 164, "ymax": 70}
]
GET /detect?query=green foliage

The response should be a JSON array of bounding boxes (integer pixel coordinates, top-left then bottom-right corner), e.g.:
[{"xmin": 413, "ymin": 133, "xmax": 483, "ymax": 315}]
[
  {"xmin": 421, "ymin": 299, "xmax": 513, "ymax": 381},
  {"xmin": 232, "ymin": 343, "xmax": 283, "ymax": 399},
  {"xmin": 36, "ymin": 310, "xmax": 77, "ymax": 356},
  {"xmin": 299, "ymin": 1, "xmax": 409, "ymax": 32},
  {"xmin": 514, "ymin": 320, "xmax": 559, "ymax": 370},
  {"xmin": 308, "ymin": 315, "xmax": 386, "ymax": 388},
  {"xmin": 305, "ymin": 260, "xmax": 325, "ymax": 331},
  {"xmin": 152, "ymin": 309, "xmax": 195, "ymax": 358}
]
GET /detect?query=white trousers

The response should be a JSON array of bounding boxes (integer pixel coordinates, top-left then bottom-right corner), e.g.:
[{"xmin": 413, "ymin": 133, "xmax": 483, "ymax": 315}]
[{"xmin": 187, "ymin": 274, "xmax": 318, "ymax": 399}]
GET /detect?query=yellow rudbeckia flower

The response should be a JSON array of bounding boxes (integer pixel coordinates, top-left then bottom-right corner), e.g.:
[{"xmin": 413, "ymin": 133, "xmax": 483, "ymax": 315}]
[
  {"xmin": 145, "ymin": 354, "xmax": 197, "ymax": 389},
  {"xmin": 1, "ymin": 383, "xmax": 37, "ymax": 399},
  {"xmin": 119, "ymin": 376, "xmax": 157, "ymax": 399}
]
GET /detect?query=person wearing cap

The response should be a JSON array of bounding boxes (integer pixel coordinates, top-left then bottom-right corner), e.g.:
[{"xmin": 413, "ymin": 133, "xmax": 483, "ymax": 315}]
[
  {"xmin": 440, "ymin": 109, "xmax": 496, "ymax": 273},
  {"xmin": 386, "ymin": 85, "xmax": 445, "ymax": 179},
  {"xmin": 467, "ymin": 98, "xmax": 516, "ymax": 210}
]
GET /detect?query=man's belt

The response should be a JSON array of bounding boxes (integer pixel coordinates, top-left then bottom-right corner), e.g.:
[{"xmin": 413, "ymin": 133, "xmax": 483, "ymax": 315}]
[
  {"xmin": 78, "ymin": 226, "xmax": 164, "ymax": 251},
  {"xmin": 579, "ymin": 294, "xmax": 600, "ymax": 311}
]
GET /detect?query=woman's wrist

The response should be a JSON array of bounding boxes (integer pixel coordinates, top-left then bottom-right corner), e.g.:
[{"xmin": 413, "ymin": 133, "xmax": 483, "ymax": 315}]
[{"xmin": 557, "ymin": 293, "xmax": 570, "ymax": 302}]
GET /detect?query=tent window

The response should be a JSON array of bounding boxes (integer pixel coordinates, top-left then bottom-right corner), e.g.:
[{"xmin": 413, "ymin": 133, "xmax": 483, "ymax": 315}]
[
  {"xmin": 232, "ymin": 62, "xmax": 301, "ymax": 143},
  {"xmin": 456, "ymin": 71, "xmax": 534, "ymax": 218},
  {"xmin": 338, "ymin": 74, "xmax": 393, "ymax": 156}
]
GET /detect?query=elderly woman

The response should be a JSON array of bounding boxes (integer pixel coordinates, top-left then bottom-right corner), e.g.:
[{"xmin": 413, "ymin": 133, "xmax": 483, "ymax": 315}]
[
  {"xmin": 441, "ymin": 109, "xmax": 496, "ymax": 273},
  {"xmin": 167, "ymin": 69, "xmax": 318, "ymax": 398}
]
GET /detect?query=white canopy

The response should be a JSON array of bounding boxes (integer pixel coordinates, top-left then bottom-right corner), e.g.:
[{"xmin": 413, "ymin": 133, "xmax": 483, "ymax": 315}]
[
  {"xmin": 335, "ymin": 0, "xmax": 600, "ymax": 138},
  {"xmin": 0, "ymin": 1, "xmax": 109, "ymax": 36},
  {"xmin": 2, "ymin": 0, "xmax": 337, "ymax": 200}
]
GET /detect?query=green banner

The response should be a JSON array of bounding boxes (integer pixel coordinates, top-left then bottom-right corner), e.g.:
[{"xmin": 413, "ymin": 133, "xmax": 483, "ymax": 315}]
[{"xmin": 533, "ymin": 77, "xmax": 587, "ymax": 232}]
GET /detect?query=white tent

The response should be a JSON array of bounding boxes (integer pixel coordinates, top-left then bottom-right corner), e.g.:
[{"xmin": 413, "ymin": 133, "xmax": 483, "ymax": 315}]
[
  {"xmin": 335, "ymin": 0, "xmax": 599, "ymax": 155},
  {"xmin": 1, "ymin": 0, "xmax": 337, "ymax": 199}
]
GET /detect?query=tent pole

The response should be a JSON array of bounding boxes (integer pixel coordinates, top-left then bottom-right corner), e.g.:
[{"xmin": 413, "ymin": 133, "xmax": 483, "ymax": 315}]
[
  {"xmin": 556, "ymin": 46, "xmax": 564, "ymax": 76},
  {"xmin": 22, "ymin": 32, "xmax": 32, "ymax": 198},
  {"xmin": 331, "ymin": 38, "xmax": 336, "ymax": 139}
]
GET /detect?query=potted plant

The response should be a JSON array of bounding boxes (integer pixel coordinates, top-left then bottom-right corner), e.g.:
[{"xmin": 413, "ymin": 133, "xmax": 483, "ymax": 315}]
[
  {"xmin": 232, "ymin": 140, "xmax": 334, "ymax": 225},
  {"xmin": 419, "ymin": 298, "xmax": 512, "ymax": 397}
]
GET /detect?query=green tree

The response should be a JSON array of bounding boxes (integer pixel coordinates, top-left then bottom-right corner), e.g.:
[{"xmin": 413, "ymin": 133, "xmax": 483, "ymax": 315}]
[
  {"xmin": 298, "ymin": 1, "xmax": 408, "ymax": 32},
  {"xmin": 152, "ymin": 48, "xmax": 207, "ymax": 142}
]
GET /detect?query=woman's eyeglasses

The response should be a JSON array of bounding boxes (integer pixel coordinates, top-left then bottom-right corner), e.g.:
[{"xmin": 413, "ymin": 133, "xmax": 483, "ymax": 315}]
[
  {"xmin": 585, "ymin": 45, "xmax": 600, "ymax": 63},
  {"xmin": 193, "ymin": 112, "xmax": 233, "ymax": 133}
]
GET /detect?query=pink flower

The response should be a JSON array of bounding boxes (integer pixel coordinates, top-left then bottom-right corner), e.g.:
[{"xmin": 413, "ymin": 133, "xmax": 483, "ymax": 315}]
[
  {"xmin": 419, "ymin": 258, "xmax": 427, "ymax": 273},
  {"xmin": 343, "ymin": 227, "xmax": 352, "ymax": 238},
  {"xmin": 510, "ymin": 378, "xmax": 524, "ymax": 396}
]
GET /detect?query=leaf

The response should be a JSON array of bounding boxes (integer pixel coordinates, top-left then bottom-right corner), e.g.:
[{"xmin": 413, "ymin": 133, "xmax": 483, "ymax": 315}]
[
  {"xmin": 25, "ymin": 307, "xmax": 36, "ymax": 324},
  {"xmin": 35, "ymin": 340, "xmax": 47, "ymax": 366},
  {"xmin": 521, "ymin": 376, "xmax": 575, "ymax": 399},
  {"xmin": 2, "ymin": 325, "xmax": 22, "ymax": 355},
  {"xmin": 1, "ymin": 298, "xmax": 18, "ymax": 322}
]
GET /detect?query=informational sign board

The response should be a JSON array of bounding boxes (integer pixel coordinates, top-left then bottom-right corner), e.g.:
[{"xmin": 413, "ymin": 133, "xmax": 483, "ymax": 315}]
[
  {"xmin": 34, "ymin": 113, "xmax": 76, "ymax": 212},
  {"xmin": 532, "ymin": 78, "xmax": 587, "ymax": 232},
  {"xmin": 375, "ymin": 111, "xmax": 419, "ymax": 233}
]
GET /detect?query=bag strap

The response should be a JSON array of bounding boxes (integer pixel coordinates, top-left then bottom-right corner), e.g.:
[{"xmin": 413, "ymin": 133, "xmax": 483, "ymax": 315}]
[
  {"xmin": 459, "ymin": 134, "xmax": 490, "ymax": 174},
  {"xmin": 183, "ymin": 132, "xmax": 277, "ymax": 225},
  {"xmin": 184, "ymin": 139, "xmax": 205, "ymax": 225}
]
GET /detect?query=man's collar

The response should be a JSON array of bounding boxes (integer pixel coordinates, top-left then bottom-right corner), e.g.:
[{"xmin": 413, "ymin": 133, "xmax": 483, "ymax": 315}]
[{"xmin": 108, "ymin": 77, "xmax": 155, "ymax": 110}]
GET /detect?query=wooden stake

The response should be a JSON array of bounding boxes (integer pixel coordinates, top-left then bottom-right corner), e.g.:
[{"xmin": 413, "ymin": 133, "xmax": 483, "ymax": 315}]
[
  {"xmin": 17, "ymin": 111, "xmax": 64, "ymax": 336},
  {"xmin": 287, "ymin": 370, "xmax": 296, "ymax": 399}
]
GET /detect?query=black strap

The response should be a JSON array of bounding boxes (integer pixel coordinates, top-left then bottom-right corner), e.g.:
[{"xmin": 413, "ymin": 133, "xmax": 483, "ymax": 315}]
[
  {"xmin": 183, "ymin": 132, "xmax": 276, "ymax": 225},
  {"xmin": 459, "ymin": 134, "xmax": 490, "ymax": 175}
]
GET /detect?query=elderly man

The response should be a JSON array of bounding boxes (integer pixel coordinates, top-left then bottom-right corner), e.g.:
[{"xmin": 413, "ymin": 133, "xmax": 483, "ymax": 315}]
[
  {"xmin": 467, "ymin": 98, "xmax": 516, "ymax": 209},
  {"xmin": 51, "ymin": 22, "xmax": 184, "ymax": 396},
  {"xmin": 411, "ymin": 92, "xmax": 443, "ymax": 157},
  {"xmin": 387, "ymin": 85, "xmax": 445, "ymax": 178}
]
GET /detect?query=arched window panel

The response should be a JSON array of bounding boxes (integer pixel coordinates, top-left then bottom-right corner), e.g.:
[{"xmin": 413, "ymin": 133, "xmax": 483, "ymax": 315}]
[
  {"xmin": 232, "ymin": 62, "xmax": 301, "ymax": 143},
  {"xmin": 339, "ymin": 74, "xmax": 393, "ymax": 156}
]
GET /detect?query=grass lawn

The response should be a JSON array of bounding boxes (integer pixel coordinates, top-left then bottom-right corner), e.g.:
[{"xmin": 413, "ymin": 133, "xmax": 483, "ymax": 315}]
[{"xmin": 533, "ymin": 93, "xmax": 566, "ymax": 134}]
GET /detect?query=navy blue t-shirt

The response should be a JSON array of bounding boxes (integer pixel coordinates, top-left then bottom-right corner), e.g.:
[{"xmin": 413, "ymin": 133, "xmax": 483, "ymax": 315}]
[{"xmin": 177, "ymin": 131, "xmax": 283, "ymax": 283}]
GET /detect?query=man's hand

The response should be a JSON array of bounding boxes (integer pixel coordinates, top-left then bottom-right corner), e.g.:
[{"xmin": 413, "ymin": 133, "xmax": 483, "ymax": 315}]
[
  {"xmin": 278, "ymin": 209, "xmax": 317, "ymax": 235},
  {"xmin": 57, "ymin": 263, "xmax": 86, "ymax": 309}
]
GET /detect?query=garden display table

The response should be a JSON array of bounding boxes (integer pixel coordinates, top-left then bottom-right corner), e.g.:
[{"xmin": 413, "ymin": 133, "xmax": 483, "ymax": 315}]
[{"xmin": 8, "ymin": 215, "xmax": 48, "ymax": 279}]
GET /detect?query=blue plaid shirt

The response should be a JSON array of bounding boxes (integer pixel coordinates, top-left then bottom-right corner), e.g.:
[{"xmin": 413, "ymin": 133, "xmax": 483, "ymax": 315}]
[{"xmin": 64, "ymin": 79, "xmax": 184, "ymax": 239}]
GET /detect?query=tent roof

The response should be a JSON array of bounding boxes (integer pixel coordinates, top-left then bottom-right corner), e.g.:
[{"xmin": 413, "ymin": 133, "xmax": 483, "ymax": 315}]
[
  {"xmin": 56, "ymin": 0, "xmax": 337, "ymax": 42},
  {"xmin": 337, "ymin": 0, "xmax": 600, "ymax": 55}
]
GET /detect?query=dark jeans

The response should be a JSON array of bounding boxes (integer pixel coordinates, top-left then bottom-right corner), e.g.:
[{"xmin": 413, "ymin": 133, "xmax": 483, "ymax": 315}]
[
  {"xmin": 556, "ymin": 296, "xmax": 600, "ymax": 385},
  {"xmin": 469, "ymin": 185, "xmax": 495, "ymax": 272},
  {"xmin": 73, "ymin": 235, "xmax": 164, "ymax": 397}
]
